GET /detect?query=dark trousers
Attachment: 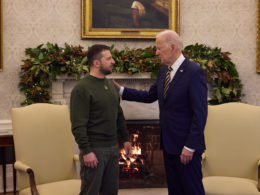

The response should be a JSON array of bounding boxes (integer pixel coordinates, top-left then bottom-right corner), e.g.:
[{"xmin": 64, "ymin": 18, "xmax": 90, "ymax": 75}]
[
  {"xmin": 163, "ymin": 150, "xmax": 205, "ymax": 195},
  {"xmin": 79, "ymin": 145, "xmax": 119, "ymax": 195}
]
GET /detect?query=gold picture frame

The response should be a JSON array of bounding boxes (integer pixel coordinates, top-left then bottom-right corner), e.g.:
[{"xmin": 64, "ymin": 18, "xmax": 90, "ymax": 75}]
[
  {"xmin": 0, "ymin": 0, "xmax": 3, "ymax": 71},
  {"xmin": 81, "ymin": 0, "xmax": 180, "ymax": 39},
  {"xmin": 257, "ymin": 0, "xmax": 260, "ymax": 73}
]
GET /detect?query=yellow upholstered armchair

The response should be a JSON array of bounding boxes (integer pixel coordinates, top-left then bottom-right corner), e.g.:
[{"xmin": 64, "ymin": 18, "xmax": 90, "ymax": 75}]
[
  {"xmin": 202, "ymin": 103, "xmax": 260, "ymax": 195},
  {"xmin": 11, "ymin": 103, "xmax": 80, "ymax": 195}
]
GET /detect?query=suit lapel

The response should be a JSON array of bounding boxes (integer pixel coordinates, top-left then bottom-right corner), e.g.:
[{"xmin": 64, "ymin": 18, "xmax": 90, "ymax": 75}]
[{"xmin": 164, "ymin": 59, "xmax": 188, "ymax": 101}]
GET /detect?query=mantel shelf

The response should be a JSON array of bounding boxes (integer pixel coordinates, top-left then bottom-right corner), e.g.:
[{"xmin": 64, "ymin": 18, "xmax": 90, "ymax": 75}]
[
  {"xmin": 106, "ymin": 72, "xmax": 153, "ymax": 79},
  {"xmin": 56, "ymin": 72, "xmax": 153, "ymax": 81}
]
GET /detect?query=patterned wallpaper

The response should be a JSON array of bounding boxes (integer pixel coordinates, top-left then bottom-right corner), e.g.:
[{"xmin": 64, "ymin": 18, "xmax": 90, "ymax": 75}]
[{"xmin": 0, "ymin": 0, "xmax": 259, "ymax": 119}]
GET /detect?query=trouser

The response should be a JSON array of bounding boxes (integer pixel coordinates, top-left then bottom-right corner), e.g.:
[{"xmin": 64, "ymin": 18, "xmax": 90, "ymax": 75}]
[
  {"xmin": 79, "ymin": 145, "xmax": 119, "ymax": 195},
  {"xmin": 163, "ymin": 150, "xmax": 205, "ymax": 195}
]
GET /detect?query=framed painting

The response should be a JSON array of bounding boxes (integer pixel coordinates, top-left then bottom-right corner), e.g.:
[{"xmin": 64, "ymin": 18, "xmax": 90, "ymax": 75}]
[
  {"xmin": 81, "ymin": 0, "xmax": 180, "ymax": 39},
  {"xmin": 257, "ymin": 0, "xmax": 260, "ymax": 73},
  {"xmin": 0, "ymin": 0, "xmax": 3, "ymax": 71}
]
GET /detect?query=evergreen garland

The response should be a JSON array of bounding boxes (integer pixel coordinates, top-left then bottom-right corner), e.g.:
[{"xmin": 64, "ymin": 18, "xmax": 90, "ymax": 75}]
[{"xmin": 19, "ymin": 43, "xmax": 243, "ymax": 105}]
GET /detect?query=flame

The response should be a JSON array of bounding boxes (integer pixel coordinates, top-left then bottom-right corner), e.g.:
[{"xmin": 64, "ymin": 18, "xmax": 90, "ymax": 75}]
[
  {"xmin": 120, "ymin": 144, "xmax": 141, "ymax": 158},
  {"xmin": 119, "ymin": 133, "xmax": 144, "ymax": 173},
  {"xmin": 132, "ymin": 133, "xmax": 139, "ymax": 142},
  {"xmin": 121, "ymin": 133, "xmax": 141, "ymax": 157},
  {"xmin": 132, "ymin": 145, "xmax": 141, "ymax": 155}
]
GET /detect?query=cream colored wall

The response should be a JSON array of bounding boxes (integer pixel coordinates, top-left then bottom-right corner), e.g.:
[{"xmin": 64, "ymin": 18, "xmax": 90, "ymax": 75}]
[{"xmin": 0, "ymin": 0, "xmax": 259, "ymax": 120}]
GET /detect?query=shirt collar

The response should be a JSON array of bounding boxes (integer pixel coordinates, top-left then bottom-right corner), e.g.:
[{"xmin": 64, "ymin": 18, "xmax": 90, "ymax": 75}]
[{"xmin": 170, "ymin": 54, "xmax": 185, "ymax": 72}]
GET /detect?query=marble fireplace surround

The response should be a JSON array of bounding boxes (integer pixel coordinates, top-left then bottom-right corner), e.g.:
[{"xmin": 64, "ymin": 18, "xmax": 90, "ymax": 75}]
[{"xmin": 51, "ymin": 73, "xmax": 160, "ymax": 120}]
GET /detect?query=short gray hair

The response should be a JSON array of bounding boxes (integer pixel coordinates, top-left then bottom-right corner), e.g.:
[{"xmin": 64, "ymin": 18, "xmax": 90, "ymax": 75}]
[{"xmin": 156, "ymin": 30, "xmax": 183, "ymax": 50}]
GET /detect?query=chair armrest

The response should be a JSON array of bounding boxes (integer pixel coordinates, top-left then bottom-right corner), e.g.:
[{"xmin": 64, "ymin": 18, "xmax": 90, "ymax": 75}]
[
  {"xmin": 201, "ymin": 152, "xmax": 206, "ymax": 165},
  {"xmin": 257, "ymin": 160, "xmax": 260, "ymax": 192},
  {"xmin": 14, "ymin": 161, "xmax": 39, "ymax": 195},
  {"xmin": 202, "ymin": 153, "xmax": 206, "ymax": 160},
  {"xmin": 74, "ymin": 154, "xmax": 80, "ymax": 162},
  {"xmin": 14, "ymin": 161, "xmax": 32, "ymax": 172}
]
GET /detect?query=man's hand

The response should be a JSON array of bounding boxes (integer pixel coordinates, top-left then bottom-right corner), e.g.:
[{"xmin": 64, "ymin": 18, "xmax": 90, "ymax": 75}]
[
  {"xmin": 180, "ymin": 147, "xmax": 194, "ymax": 165},
  {"xmin": 112, "ymin": 80, "xmax": 121, "ymax": 91},
  {"xmin": 123, "ymin": 141, "xmax": 132, "ymax": 158},
  {"xmin": 83, "ymin": 152, "xmax": 99, "ymax": 168},
  {"xmin": 132, "ymin": 1, "xmax": 146, "ymax": 16}
]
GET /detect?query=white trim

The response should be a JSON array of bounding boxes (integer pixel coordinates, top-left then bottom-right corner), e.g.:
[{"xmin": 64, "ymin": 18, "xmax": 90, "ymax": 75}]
[
  {"xmin": 0, "ymin": 120, "xmax": 12, "ymax": 135},
  {"xmin": 106, "ymin": 72, "xmax": 152, "ymax": 79},
  {"xmin": 57, "ymin": 72, "xmax": 153, "ymax": 80}
]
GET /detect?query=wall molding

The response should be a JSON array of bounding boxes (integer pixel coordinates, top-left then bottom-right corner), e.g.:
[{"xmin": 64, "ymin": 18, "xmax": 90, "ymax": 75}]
[{"xmin": 0, "ymin": 120, "xmax": 12, "ymax": 135}]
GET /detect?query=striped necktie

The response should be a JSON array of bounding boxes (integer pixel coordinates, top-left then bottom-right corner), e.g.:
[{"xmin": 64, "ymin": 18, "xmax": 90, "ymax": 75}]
[{"xmin": 163, "ymin": 66, "xmax": 173, "ymax": 98}]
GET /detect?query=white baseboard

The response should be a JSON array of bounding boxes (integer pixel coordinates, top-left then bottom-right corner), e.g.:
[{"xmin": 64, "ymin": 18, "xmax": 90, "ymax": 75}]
[{"xmin": 0, "ymin": 164, "xmax": 16, "ymax": 193}]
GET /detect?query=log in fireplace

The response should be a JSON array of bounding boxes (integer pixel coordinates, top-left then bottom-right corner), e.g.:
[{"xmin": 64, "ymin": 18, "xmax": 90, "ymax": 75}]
[{"xmin": 119, "ymin": 120, "xmax": 167, "ymax": 188}]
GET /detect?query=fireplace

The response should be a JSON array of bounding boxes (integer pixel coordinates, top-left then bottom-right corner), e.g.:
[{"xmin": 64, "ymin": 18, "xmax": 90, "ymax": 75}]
[{"xmin": 119, "ymin": 120, "xmax": 167, "ymax": 188}]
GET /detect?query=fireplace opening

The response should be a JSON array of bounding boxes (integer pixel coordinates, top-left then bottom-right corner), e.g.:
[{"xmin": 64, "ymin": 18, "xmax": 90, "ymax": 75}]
[
  {"xmin": 119, "ymin": 132, "xmax": 147, "ymax": 179},
  {"xmin": 118, "ymin": 120, "xmax": 167, "ymax": 188}
]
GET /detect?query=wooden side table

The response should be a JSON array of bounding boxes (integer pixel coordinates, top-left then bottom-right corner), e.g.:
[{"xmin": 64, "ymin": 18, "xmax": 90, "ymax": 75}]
[{"xmin": 0, "ymin": 135, "xmax": 16, "ymax": 194}]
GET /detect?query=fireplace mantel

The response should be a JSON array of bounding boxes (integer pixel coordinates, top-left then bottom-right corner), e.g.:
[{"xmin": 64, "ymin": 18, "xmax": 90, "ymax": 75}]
[{"xmin": 51, "ymin": 73, "xmax": 159, "ymax": 120}]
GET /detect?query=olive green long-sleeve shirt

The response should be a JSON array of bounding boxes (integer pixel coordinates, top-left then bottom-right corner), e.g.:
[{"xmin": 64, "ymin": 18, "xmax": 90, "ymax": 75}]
[{"xmin": 70, "ymin": 74, "xmax": 129, "ymax": 155}]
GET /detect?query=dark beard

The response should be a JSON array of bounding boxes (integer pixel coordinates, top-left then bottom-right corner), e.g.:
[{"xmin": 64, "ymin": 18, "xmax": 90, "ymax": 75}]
[{"xmin": 100, "ymin": 65, "xmax": 112, "ymax": 75}]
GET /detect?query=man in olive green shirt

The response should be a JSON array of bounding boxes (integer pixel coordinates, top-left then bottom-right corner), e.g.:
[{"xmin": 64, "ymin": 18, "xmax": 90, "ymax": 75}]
[{"xmin": 70, "ymin": 44, "xmax": 131, "ymax": 195}]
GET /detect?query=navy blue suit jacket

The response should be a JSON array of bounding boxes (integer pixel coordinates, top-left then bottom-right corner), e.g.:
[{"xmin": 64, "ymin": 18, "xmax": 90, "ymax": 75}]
[{"xmin": 122, "ymin": 58, "xmax": 208, "ymax": 155}]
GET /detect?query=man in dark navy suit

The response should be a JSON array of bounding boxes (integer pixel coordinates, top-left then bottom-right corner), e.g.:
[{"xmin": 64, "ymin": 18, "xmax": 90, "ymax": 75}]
[{"xmin": 113, "ymin": 30, "xmax": 208, "ymax": 195}]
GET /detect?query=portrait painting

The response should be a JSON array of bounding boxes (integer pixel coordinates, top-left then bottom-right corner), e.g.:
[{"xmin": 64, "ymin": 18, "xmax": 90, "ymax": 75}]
[
  {"xmin": 81, "ymin": 0, "xmax": 179, "ymax": 39},
  {"xmin": 257, "ymin": 0, "xmax": 260, "ymax": 73},
  {"xmin": 0, "ymin": 0, "xmax": 3, "ymax": 71}
]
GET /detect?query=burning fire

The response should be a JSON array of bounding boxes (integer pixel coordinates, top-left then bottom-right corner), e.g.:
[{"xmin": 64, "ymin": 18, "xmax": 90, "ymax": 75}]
[
  {"xmin": 119, "ymin": 133, "xmax": 145, "ymax": 174},
  {"xmin": 120, "ymin": 133, "xmax": 141, "ymax": 160}
]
